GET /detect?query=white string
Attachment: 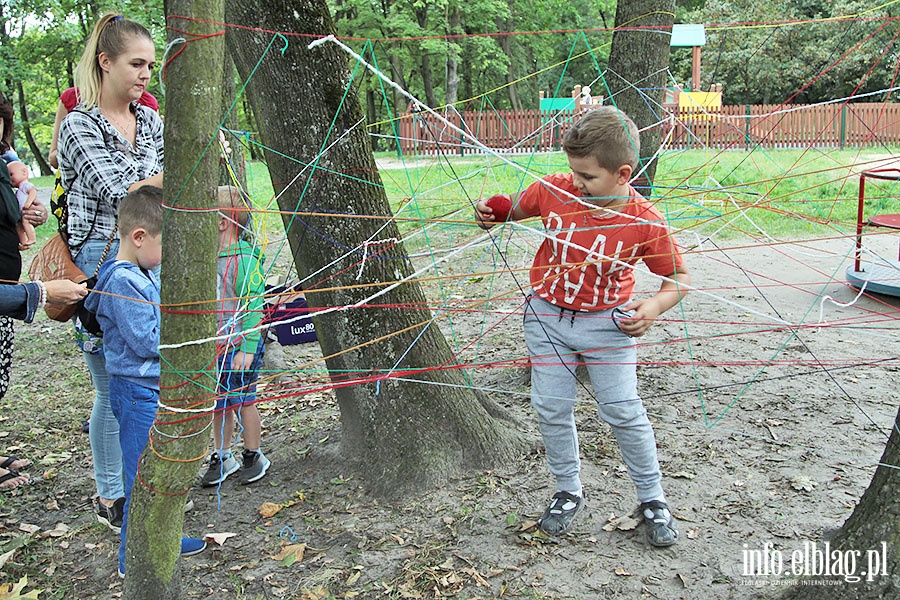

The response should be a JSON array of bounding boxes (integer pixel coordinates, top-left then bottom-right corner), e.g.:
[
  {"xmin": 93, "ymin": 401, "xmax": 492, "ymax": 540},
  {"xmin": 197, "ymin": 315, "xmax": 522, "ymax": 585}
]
[{"xmin": 356, "ymin": 238, "xmax": 399, "ymax": 280}]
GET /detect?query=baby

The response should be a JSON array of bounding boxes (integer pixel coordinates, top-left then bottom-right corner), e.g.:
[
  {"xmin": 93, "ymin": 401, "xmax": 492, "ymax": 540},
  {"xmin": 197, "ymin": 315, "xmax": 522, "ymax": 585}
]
[{"xmin": 7, "ymin": 161, "xmax": 36, "ymax": 249}]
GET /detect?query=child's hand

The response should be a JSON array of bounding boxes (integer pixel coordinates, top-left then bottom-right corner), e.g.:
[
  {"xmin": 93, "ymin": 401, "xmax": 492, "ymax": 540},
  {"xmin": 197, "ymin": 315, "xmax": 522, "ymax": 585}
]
[
  {"xmin": 230, "ymin": 351, "xmax": 255, "ymax": 371},
  {"xmin": 475, "ymin": 195, "xmax": 512, "ymax": 228},
  {"xmin": 614, "ymin": 299, "xmax": 662, "ymax": 337}
]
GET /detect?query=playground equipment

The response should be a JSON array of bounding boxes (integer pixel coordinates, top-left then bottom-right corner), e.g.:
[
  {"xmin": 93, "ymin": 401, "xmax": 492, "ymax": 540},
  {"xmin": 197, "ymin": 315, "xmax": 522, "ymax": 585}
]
[{"xmin": 846, "ymin": 168, "xmax": 900, "ymax": 296}]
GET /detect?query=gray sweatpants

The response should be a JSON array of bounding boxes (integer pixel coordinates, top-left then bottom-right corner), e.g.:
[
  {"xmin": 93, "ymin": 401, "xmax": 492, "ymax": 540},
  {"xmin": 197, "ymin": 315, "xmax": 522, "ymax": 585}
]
[{"xmin": 524, "ymin": 294, "xmax": 665, "ymax": 503}]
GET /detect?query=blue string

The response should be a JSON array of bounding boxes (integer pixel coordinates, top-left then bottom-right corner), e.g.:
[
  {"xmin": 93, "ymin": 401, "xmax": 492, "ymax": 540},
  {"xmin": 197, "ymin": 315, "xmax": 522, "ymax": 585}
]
[{"xmin": 279, "ymin": 525, "xmax": 299, "ymax": 542}]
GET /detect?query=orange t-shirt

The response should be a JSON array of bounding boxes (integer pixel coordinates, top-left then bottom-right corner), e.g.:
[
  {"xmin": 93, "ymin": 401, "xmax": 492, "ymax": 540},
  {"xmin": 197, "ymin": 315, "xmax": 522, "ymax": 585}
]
[{"xmin": 518, "ymin": 172, "xmax": 685, "ymax": 312}]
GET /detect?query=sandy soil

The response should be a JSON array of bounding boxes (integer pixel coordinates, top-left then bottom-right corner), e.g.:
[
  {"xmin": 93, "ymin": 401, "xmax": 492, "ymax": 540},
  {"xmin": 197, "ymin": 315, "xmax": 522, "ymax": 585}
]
[{"xmin": 2, "ymin": 227, "xmax": 899, "ymax": 599}]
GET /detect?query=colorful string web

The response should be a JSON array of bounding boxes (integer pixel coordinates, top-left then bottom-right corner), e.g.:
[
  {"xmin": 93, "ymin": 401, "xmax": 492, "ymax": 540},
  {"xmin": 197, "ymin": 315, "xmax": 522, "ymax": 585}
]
[{"xmin": 160, "ymin": 15, "xmax": 900, "ymax": 487}]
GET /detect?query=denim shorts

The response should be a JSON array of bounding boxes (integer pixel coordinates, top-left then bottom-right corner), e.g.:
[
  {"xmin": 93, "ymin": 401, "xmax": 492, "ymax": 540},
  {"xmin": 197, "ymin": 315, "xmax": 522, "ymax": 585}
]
[{"xmin": 216, "ymin": 339, "xmax": 265, "ymax": 410}]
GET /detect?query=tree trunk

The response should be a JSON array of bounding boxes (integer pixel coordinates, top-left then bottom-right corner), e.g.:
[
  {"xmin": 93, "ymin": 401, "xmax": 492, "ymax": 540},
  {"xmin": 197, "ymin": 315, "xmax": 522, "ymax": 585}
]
[
  {"xmin": 122, "ymin": 3, "xmax": 224, "ymax": 598},
  {"xmin": 388, "ymin": 50, "xmax": 408, "ymax": 115},
  {"xmin": 218, "ymin": 52, "xmax": 246, "ymax": 187},
  {"xmin": 226, "ymin": 0, "xmax": 526, "ymax": 498},
  {"xmin": 783, "ymin": 408, "xmax": 900, "ymax": 599},
  {"xmin": 414, "ymin": 8, "xmax": 437, "ymax": 107},
  {"xmin": 605, "ymin": 0, "xmax": 674, "ymax": 187},
  {"xmin": 495, "ymin": 13, "xmax": 521, "ymax": 111},
  {"xmin": 15, "ymin": 82, "xmax": 51, "ymax": 175},
  {"xmin": 445, "ymin": 5, "xmax": 460, "ymax": 106},
  {"xmin": 420, "ymin": 53, "xmax": 437, "ymax": 108}
]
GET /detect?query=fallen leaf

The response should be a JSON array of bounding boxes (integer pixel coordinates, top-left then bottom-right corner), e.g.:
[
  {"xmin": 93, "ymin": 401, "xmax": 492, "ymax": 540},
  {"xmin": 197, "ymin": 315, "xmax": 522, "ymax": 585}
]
[
  {"xmin": 614, "ymin": 567, "xmax": 633, "ymax": 576},
  {"xmin": 271, "ymin": 542, "xmax": 306, "ymax": 565},
  {"xmin": 38, "ymin": 452, "xmax": 71, "ymax": 465},
  {"xmin": 670, "ymin": 471, "xmax": 696, "ymax": 480},
  {"xmin": 0, "ymin": 549, "xmax": 15, "ymax": 569},
  {"xmin": 345, "ymin": 570, "xmax": 361, "ymax": 585},
  {"xmin": 205, "ymin": 532, "xmax": 237, "ymax": 546},
  {"xmin": 259, "ymin": 502, "xmax": 283, "ymax": 518},
  {"xmin": 601, "ymin": 514, "xmax": 640, "ymax": 532},
  {"xmin": 687, "ymin": 527, "xmax": 699, "ymax": 540},
  {"xmin": 790, "ymin": 476, "xmax": 816, "ymax": 492},
  {"xmin": 518, "ymin": 519, "xmax": 538, "ymax": 532},
  {"xmin": 677, "ymin": 572, "xmax": 688, "ymax": 588},
  {"xmin": 0, "ymin": 575, "xmax": 42, "ymax": 599},
  {"xmin": 45, "ymin": 523, "xmax": 69, "ymax": 537},
  {"xmin": 18, "ymin": 523, "xmax": 40, "ymax": 534}
]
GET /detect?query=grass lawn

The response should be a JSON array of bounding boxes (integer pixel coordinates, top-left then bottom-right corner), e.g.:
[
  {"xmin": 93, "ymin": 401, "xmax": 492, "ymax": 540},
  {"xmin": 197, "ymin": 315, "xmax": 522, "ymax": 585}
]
[{"xmin": 29, "ymin": 147, "xmax": 900, "ymax": 248}]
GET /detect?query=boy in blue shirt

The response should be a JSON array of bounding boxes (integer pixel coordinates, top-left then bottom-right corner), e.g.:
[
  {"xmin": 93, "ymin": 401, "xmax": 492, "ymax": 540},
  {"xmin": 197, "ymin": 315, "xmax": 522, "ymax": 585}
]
[{"xmin": 85, "ymin": 186, "xmax": 206, "ymax": 576}]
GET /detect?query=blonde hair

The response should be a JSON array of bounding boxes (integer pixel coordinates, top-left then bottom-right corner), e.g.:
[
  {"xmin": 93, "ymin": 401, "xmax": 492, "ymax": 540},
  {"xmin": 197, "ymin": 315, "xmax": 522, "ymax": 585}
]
[
  {"xmin": 74, "ymin": 13, "xmax": 153, "ymax": 109},
  {"xmin": 562, "ymin": 106, "xmax": 640, "ymax": 172},
  {"xmin": 217, "ymin": 185, "xmax": 252, "ymax": 229}
]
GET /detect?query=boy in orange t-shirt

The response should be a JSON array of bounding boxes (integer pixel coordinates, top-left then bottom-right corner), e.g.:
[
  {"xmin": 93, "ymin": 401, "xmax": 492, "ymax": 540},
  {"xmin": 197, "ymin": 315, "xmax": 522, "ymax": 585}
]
[{"xmin": 475, "ymin": 106, "xmax": 690, "ymax": 547}]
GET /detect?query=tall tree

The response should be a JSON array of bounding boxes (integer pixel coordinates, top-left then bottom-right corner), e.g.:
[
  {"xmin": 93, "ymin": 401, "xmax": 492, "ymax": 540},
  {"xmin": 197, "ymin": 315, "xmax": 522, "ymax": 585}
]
[
  {"xmin": 445, "ymin": 2, "xmax": 461, "ymax": 105},
  {"xmin": 121, "ymin": 3, "xmax": 224, "ymax": 598},
  {"xmin": 226, "ymin": 0, "xmax": 526, "ymax": 497},
  {"xmin": 605, "ymin": 0, "xmax": 675, "ymax": 187}
]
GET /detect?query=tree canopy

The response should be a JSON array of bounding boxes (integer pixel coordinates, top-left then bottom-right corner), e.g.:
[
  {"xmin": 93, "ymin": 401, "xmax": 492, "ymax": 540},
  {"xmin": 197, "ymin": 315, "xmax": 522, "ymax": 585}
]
[{"xmin": 1, "ymin": 1, "xmax": 898, "ymax": 170}]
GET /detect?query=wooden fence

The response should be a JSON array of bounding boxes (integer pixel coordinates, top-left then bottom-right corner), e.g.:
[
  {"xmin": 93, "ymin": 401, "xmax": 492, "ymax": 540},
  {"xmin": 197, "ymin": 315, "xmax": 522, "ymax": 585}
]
[{"xmin": 396, "ymin": 103, "xmax": 900, "ymax": 155}]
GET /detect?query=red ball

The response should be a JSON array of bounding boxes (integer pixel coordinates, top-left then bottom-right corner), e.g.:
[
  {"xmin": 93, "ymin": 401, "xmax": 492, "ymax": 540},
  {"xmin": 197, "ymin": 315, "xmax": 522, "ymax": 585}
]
[{"xmin": 486, "ymin": 194, "xmax": 513, "ymax": 222}]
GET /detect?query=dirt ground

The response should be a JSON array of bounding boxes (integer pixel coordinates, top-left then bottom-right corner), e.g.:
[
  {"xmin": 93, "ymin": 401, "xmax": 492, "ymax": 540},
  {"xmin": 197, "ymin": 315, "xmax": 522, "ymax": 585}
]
[{"xmin": 1, "ymin": 227, "xmax": 899, "ymax": 599}]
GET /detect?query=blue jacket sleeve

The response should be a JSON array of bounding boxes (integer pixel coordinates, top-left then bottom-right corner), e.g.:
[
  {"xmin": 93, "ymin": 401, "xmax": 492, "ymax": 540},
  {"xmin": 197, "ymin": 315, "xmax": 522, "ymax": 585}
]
[{"xmin": 0, "ymin": 283, "xmax": 36, "ymax": 322}]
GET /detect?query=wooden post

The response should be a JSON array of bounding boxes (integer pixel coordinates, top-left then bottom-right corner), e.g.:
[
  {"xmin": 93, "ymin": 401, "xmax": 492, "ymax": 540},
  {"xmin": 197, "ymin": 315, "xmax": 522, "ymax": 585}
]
[{"xmin": 692, "ymin": 46, "xmax": 701, "ymax": 91}]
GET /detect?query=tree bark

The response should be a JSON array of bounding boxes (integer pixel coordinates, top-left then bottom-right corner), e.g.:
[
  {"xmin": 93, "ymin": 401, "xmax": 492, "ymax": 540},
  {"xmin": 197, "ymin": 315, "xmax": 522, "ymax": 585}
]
[
  {"xmin": 495, "ymin": 12, "xmax": 521, "ymax": 111},
  {"xmin": 782, "ymin": 408, "xmax": 900, "ymax": 599},
  {"xmin": 218, "ymin": 52, "xmax": 246, "ymax": 187},
  {"xmin": 445, "ymin": 5, "xmax": 460, "ymax": 106},
  {"xmin": 413, "ymin": 7, "xmax": 437, "ymax": 107},
  {"xmin": 15, "ymin": 82, "xmax": 51, "ymax": 175},
  {"xmin": 122, "ymin": 2, "xmax": 224, "ymax": 597},
  {"xmin": 605, "ymin": 0, "xmax": 674, "ymax": 187},
  {"xmin": 226, "ymin": 0, "xmax": 526, "ymax": 498}
]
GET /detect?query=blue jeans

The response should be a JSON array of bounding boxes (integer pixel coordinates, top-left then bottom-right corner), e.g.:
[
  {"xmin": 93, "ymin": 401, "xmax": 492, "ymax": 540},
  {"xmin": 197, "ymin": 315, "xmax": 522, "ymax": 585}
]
[
  {"xmin": 524, "ymin": 295, "xmax": 664, "ymax": 503},
  {"xmin": 109, "ymin": 376, "xmax": 158, "ymax": 572},
  {"xmin": 76, "ymin": 238, "xmax": 123, "ymax": 500}
]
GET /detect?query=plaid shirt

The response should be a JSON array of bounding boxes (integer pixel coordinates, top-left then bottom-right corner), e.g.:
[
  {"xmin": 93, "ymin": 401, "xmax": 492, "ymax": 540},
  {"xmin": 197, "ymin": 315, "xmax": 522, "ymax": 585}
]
[{"xmin": 58, "ymin": 103, "xmax": 163, "ymax": 248}]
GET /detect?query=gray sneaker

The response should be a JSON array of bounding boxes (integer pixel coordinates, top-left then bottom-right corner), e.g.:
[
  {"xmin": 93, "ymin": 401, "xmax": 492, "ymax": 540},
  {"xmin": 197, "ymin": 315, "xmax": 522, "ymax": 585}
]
[
  {"xmin": 200, "ymin": 452, "xmax": 239, "ymax": 487},
  {"xmin": 240, "ymin": 449, "xmax": 270, "ymax": 485}
]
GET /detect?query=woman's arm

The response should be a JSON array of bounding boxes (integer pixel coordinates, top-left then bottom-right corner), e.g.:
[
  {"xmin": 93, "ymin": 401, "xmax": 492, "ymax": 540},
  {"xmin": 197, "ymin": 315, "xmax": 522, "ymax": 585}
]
[{"xmin": 47, "ymin": 101, "xmax": 68, "ymax": 170}]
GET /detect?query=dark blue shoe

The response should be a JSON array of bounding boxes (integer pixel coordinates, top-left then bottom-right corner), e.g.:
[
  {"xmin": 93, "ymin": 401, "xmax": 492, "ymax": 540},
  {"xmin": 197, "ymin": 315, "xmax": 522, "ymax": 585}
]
[{"xmin": 181, "ymin": 537, "xmax": 206, "ymax": 557}]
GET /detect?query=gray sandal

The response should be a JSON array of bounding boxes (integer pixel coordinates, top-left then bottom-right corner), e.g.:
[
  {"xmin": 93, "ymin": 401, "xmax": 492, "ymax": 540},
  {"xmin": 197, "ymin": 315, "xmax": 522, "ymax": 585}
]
[
  {"xmin": 538, "ymin": 491, "xmax": 584, "ymax": 535},
  {"xmin": 640, "ymin": 500, "xmax": 678, "ymax": 547}
]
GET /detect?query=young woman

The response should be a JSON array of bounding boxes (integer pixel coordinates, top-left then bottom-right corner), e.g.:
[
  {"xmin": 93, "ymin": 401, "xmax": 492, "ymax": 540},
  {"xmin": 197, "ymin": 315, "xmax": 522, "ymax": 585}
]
[{"xmin": 57, "ymin": 13, "xmax": 163, "ymax": 531}]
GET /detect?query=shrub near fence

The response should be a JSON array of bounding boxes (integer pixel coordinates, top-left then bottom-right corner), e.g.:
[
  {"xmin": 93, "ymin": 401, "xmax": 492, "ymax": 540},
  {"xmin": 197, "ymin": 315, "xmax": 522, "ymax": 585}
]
[{"xmin": 396, "ymin": 103, "xmax": 900, "ymax": 155}]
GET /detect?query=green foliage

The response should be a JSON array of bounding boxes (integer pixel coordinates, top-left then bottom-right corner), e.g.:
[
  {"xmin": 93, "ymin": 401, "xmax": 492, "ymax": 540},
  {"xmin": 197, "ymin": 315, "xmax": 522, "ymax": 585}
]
[
  {"xmin": 676, "ymin": 0, "xmax": 899, "ymax": 105},
  {"xmin": 1, "ymin": 0, "xmax": 163, "ymax": 166}
]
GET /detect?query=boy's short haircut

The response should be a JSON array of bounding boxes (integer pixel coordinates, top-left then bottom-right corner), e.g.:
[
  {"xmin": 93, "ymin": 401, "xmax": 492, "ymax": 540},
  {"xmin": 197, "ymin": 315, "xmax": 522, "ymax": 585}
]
[
  {"xmin": 118, "ymin": 185, "xmax": 164, "ymax": 237},
  {"xmin": 563, "ymin": 106, "xmax": 640, "ymax": 172},
  {"xmin": 217, "ymin": 185, "xmax": 251, "ymax": 229}
]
